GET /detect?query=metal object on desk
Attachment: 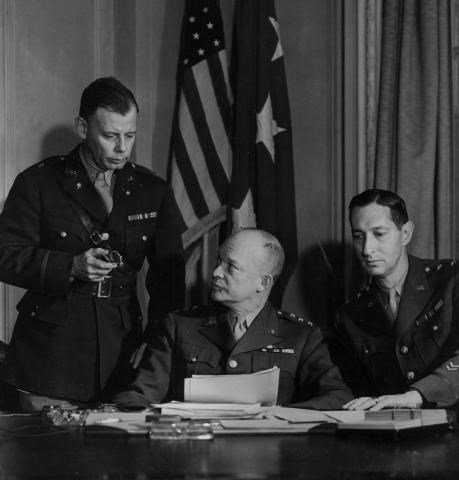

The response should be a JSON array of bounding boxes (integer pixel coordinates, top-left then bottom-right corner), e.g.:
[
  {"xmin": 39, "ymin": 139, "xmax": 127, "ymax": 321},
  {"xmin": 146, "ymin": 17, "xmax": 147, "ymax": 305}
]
[
  {"xmin": 149, "ymin": 421, "xmax": 213, "ymax": 440},
  {"xmin": 41, "ymin": 405, "xmax": 88, "ymax": 426}
]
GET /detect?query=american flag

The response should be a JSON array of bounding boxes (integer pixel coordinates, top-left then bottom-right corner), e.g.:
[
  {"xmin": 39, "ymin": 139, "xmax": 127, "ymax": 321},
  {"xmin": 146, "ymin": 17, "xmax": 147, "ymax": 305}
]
[{"xmin": 169, "ymin": 0, "xmax": 232, "ymax": 230}]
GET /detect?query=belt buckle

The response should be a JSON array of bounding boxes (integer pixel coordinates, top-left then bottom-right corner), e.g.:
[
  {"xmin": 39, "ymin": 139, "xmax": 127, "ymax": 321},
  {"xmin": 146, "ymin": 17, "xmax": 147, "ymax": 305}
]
[{"xmin": 96, "ymin": 277, "xmax": 112, "ymax": 298}]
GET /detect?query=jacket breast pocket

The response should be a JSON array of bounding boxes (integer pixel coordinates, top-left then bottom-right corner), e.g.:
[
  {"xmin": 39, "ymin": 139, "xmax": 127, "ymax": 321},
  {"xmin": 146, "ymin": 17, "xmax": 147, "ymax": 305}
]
[
  {"xmin": 125, "ymin": 218, "xmax": 158, "ymax": 258},
  {"xmin": 252, "ymin": 351, "xmax": 298, "ymax": 404},
  {"xmin": 178, "ymin": 343, "xmax": 220, "ymax": 376},
  {"xmin": 414, "ymin": 318, "xmax": 449, "ymax": 367},
  {"xmin": 41, "ymin": 215, "xmax": 87, "ymax": 253}
]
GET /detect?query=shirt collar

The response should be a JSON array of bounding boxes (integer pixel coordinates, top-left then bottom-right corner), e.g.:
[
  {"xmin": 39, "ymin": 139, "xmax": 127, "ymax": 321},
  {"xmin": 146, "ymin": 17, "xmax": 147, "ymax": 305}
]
[
  {"xmin": 375, "ymin": 267, "xmax": 408, "ymax": 297},
  {"xmin": 79, "ymin": 148, "xmax": 114, "ymax": 187},
  {"xmin": 227, "ymin": 302, "xmax": 266, "ymax": 329}
]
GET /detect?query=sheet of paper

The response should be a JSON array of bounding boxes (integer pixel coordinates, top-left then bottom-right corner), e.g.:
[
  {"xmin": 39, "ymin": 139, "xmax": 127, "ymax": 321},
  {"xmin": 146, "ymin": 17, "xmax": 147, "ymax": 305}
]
[
  {"xmin": 184, "ymin": 367, "xmax": 279, "ymax": 405},
  {"xmin": 267, "ymin": 406, "xmax": 334, "ymax": 423},
  {"xmin": 323, "ymin": 410, "xmax": 366, "ymax": 423},
  {"xmin": 214, "ymin": 418, "xmax": 323, "ymax": 435},
  {"xmin": 154, "ymin": 401, "xmax": 268, "ymax": 419}
]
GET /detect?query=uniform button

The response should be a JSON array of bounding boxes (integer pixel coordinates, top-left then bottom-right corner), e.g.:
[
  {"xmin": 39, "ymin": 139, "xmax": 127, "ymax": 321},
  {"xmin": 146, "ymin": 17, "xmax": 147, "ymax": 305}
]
[
  {"xmin": 101, "ymin": 232, "xmax": 110, "ymax": 240},
  {"xmin": 30, "ymin": 311, "xmax": 36, "ymax": 317},
  {"xmin": 432, "ymin": 325, "xmax": 439, "ymax": 332},
  {"xmin": 125, "ymin": 190, "xmax": 131, "ymax": 196},
  {"xmin": 191, "ymin": 356, "xmax": 197, "ymax": 363},
  {"xmin": 363, "ymin": 347, "xmax": 370, "ymax": 356},
  {"xmin": 400, "ymin": 346, "xmax": 409, "ymax": 354},
  {"xmin": 407, "ymin": 371, "xmax": 415, "ymax": 380},
  {"xmin": 228, "ymin": 359, "xmax": 238, "ymax": 368},
  {"xmin": 60, "ymin": 231, "xmax": 67, "ymax": 238},
  {"xmin": 142, "ymin": 235, "xmax": 147, "ymax": 241}
]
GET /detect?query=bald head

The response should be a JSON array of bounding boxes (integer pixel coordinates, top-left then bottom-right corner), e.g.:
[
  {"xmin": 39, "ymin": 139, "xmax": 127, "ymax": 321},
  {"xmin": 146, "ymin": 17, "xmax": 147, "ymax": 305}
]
[{"xmin": 230, "ymin": 229, "xmax": 285, "ymax": 282}]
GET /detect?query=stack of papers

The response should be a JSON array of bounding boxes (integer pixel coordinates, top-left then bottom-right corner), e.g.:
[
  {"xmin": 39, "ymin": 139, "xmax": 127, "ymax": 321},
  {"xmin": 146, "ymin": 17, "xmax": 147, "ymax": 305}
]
[
  {"xmin": 153, "ymin": 402, "xmax": 267, "ymax": 419},
  {"xmin": 184, "ymin": 367, "xmax": 279, "ymax": 405}
]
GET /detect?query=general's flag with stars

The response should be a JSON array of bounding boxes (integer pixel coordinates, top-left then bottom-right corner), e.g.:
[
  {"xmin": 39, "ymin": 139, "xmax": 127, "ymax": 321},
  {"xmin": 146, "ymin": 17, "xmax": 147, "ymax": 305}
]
[
  {"xmin": 230, "ymin": 0, "xmax": 298, "ymax": 307},
  {"xmin": 169, "ymin": 0, "xmax": 232, "ymax": 230}
]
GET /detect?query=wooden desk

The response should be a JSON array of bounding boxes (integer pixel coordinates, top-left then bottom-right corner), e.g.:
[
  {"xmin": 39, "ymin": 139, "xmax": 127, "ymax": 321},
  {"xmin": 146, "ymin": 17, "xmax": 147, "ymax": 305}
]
[{"xmin": 0, "ymin": 414, "xmax": 458, "ymax": 479}]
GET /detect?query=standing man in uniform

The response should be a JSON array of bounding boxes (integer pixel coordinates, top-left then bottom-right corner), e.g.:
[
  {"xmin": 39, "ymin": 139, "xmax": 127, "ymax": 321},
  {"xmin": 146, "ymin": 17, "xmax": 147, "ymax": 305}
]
[
  {"xmin": 114, "ymin": 229, "xmax": 352, "ymax": 410},
  {"xmin": 0, "ymin": 77, "xmax": 185, "ymax": 410},
  {"xmin": 334, "ymin": 189, "xmax": 459, "ymax": 410}
]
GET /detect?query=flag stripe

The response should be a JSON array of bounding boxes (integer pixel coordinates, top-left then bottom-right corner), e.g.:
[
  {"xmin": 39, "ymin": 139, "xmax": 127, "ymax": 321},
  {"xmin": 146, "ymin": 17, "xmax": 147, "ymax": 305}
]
[
  {"xmin": 172, "ymin": 128, "xmax": 210, "ymax": 223},
  {"xmin": 193, "ymin": 60, "xmax": 232, "ymax": 180},
  {"xmin": 208, "ymin": 52, "xmax": 233, "ymax": 141},
  {"xmin": 183, "ymin": 69, "xmax": 230, "ymax": 204},
  {"xmin": 170, "ymin": 157, "xmax": 199, "ymax": 228},
  {"xmin": 179, "ymin": 93, "xmax": 222, "ymax": 213}
]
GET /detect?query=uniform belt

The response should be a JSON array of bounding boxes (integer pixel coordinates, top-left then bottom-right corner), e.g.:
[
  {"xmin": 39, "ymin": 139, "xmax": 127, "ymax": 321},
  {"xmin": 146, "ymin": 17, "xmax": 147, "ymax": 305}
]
[{"xmin": 71, "ymin": 278, "xmax": 135, "ymax": 298}]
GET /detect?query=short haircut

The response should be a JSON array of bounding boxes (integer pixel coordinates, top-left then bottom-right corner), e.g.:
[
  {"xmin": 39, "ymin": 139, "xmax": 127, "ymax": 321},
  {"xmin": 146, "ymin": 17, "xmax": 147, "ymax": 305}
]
[
  {"xmin": 79, "ymin": 77, "xmax": 139, "ymax": 120},
  {"xmin": 237, "ymin": 228, "xmax": 285, "ymax": 282},
  {"xmin": 349, "ymin": 189, "xmax": 409, "ymax": 229}
]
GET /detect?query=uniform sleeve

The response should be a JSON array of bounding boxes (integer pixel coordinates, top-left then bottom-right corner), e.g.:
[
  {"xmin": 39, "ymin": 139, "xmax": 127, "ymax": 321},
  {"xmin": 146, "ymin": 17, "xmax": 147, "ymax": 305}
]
[
  {"xmin": 410, "ymin": 271, "xmax": 459, "ymax": 407},
  {"xmin": 143, "ymin": 185, "xmax": 185, "ymax": 341},
  {"xmin": 289, "ymin": 326, "xmax": 353, "ymax": 410},
  {"xmin": 0, "ymin": 170, "xmax": 73, "ymax": 296},
  {"xmin": 113, "ymin": 315, "xmax": 175, "ymax": 408}
]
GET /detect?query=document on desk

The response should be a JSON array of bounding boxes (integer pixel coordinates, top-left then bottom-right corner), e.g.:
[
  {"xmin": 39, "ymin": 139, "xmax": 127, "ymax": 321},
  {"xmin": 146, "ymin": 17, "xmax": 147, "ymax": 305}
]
[
  {"xmin": 184, "ymin": 366, "xmax": 279, "ymax": 405},
  {"xmin": 155, "ymin": 401, "xmax": 268, "ymax": 419}
]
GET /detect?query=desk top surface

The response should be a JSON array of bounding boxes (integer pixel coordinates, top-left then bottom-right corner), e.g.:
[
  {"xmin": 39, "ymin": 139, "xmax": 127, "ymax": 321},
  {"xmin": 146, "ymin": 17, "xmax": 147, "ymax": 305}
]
[{"xmin": 1, "ymin": 414, "xmax": 459, "ymax": 479}]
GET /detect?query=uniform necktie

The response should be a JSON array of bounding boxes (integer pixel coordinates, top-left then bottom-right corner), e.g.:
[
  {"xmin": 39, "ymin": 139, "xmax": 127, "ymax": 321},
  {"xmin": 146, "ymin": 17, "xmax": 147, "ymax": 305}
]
[
  {"xmin": 231, "ymin": 314, "xmax": 247, "ymax": 341},
  {"xmin": 387, "ymin": 288, "xmax": 400, "ymax": 320},
  {"xmin": 94, "ymin": 171, "xmax": 113, "ymax": 214}
]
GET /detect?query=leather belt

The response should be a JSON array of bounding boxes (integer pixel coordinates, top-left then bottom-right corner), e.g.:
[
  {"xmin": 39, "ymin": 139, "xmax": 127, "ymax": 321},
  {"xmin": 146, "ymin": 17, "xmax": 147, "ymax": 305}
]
[{"xmin": 71, "ymin": 278, "xmax": 135, "ymax": 298}]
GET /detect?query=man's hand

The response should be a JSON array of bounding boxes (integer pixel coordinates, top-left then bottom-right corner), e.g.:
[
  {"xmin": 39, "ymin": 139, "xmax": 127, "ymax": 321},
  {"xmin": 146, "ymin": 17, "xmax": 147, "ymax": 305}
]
[
  {"xmin": 343, "ymin": 390, "xmax": 423, "ymax": 410},
  {"xmin": 71, "ymin": 248, "xmax": 117, "ymax": 282},
  {"xmin": 130, "ymin": 343, "xmax": 148, "ymax": 369}
]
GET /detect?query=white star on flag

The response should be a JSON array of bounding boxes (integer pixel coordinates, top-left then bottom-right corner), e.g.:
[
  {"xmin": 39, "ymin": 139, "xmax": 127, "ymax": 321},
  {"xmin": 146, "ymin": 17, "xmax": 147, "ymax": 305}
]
[
  {"xmin": 256, "ymin": 94, "xmax": 285, "ymax": 161},
  {"xmin": 269, "ymin": 16, "xmax": 283, "ymax": 61}
]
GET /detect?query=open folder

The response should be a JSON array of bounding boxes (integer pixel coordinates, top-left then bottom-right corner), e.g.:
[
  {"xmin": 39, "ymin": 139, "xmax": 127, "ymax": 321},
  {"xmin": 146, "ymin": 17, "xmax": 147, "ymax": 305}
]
[{"xmin": 184, "ymin": 366, "xmax": 279, "ymax": 405}]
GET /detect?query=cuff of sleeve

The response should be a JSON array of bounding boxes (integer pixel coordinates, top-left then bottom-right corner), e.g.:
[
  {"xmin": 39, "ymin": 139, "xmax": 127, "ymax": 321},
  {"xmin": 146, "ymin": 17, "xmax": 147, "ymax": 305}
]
[
  {"xmin": 42, "ymin": 251, "xmax": 74, "ymax": 296},
  {"xmin": 411, "ymin": 374, "xmax": 458, "ymax": 408}
]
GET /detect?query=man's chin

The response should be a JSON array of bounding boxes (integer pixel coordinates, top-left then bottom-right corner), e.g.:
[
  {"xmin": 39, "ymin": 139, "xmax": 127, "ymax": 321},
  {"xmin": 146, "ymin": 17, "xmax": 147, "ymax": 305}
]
[
  {"xmin": 210, "ymin": 288, "xmax": 225, "ymax": 302},
  {"xmin": 108, "ymin": 159, "xmax": 128, "ymax": 170}
]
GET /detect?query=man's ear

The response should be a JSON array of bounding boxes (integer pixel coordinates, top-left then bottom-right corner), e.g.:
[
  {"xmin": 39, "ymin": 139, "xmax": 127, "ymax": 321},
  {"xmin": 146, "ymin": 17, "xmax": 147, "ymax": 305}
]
[
  {"xmin": 257, "ymin": 274, "xmax": 273, "ymax": 293},
  {"xmin": 75, "ymin": 116, "xmax": 87, "ymax": 139},
  {"xmin": 401, "ymin": 220, "xmax": 414, "ymax": 246}
]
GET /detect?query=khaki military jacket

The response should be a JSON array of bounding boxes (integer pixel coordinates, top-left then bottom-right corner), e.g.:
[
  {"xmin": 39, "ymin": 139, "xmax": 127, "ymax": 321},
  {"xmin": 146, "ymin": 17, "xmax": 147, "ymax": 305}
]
[
  {"xmin": 114, "ymin": 302, "xmax": 352, "ymax": 410},
  {"xmin": 0, "ymin": 146, "xmax": 184, "ymax": 401},
  {"xmin": 333, "ymin": 255, "xmax": 459, "ymax": 407}
]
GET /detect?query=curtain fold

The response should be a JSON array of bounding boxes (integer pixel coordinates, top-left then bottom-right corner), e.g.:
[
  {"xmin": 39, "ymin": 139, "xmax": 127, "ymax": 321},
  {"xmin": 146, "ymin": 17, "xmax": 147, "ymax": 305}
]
[{"xmin": 373, "ymin": 0, "xmax": 453, "ymax": 258}]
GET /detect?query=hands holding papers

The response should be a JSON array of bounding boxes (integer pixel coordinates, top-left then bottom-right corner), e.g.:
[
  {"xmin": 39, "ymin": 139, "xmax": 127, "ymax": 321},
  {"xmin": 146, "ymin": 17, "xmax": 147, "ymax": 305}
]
[{"xmin": 184, "ymin": 367, "xmax": 279, "ymax": 405}]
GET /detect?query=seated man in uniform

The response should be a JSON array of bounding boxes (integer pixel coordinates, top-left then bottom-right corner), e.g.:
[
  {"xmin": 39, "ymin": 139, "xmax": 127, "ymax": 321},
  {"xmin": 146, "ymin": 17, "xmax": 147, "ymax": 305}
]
[
  {"xmin": 114, "ymin": 228, "xmax": 352, "ymax": 409},
  {"xmin": 333, "ymin": 189, "xmax": 459, "ymax": 410}
]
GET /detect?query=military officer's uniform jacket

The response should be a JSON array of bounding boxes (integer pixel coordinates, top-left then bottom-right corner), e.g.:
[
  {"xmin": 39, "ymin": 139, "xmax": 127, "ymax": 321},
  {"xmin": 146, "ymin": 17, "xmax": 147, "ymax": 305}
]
[
  {"xmin": 333, "ymin": 255, "xmax": 459, "ymax": 407},
  {"xmin": 114, "ymin": 302, "xmax": 353, "ymax": 410},
  {"xmin": 0, "ymin": 146, "xmax": 185, "ymax": 402}
]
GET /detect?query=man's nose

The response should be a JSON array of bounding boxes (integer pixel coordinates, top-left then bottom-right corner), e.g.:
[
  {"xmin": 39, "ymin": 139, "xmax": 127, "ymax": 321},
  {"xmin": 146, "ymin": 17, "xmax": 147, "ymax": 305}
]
[
  {"xmin": 115, "ymin": 136, "xmax": 127, "ymax": 153},
  {"xmin": 362, "ymin": 236, "xmax": 375, "ymax": 256},
  {"xmin": 212, "ymin": 263, "xmax": 223, "ymax": 278}
]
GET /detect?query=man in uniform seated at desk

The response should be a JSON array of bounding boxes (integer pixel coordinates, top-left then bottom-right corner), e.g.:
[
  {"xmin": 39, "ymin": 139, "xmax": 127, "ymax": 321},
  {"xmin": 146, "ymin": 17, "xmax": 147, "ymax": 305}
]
[
  {"xmin": 333, "ymin": 189, "xmax": 459, "ymax": 411},
  {"xmin": 114, "ymin": 228, "xmax": 352, "ymax": 410}
]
